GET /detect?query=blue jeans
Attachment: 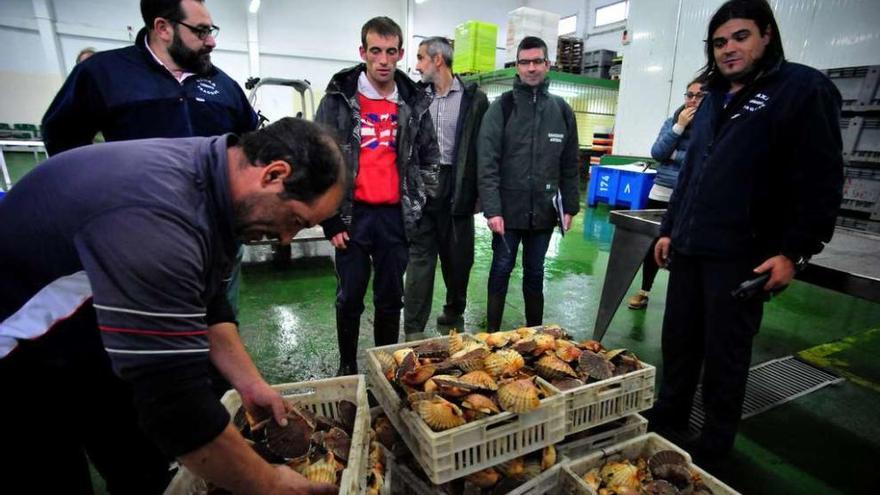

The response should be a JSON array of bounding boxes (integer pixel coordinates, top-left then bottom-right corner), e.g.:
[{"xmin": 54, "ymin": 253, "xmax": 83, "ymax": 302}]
[{"xmin": 487, "ymin": 229, "xmax": 553, "ymax": 296}]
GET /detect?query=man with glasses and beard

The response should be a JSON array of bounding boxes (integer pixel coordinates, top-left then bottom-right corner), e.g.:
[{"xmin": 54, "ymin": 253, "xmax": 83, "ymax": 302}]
[{"xmin": 42, "ymin": 0, "xmax": 256, "ymax": 155}]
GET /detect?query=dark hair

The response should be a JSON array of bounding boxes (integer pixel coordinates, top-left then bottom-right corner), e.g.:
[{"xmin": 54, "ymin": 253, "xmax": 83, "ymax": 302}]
[
  {"xmin": 698, "ymin": 0, "xmax": 785, "ymax": 86},
  {"xmin": 419, "ymin": 37, "xmax": 454, "ymax": 68},
  {"xmin": 141, "ymin": 0, "xmax": 203, "ymax": 30},
  {"xmin": 361, "ymin": 16, "xmax": 403, "ymax": 49},
  {"xmin": 239, "ymin": 118, "xmax": 345, "ymax": 203},
  {"xmin": 687, "ymin": 73, "xmax": 710, "ymax": 89},
  {"xmin": 517, "ymin": 36, "xmax": 548, "ymax": 60}
]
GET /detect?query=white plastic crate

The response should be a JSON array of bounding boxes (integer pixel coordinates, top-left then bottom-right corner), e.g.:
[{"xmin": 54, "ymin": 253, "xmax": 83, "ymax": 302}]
[
  {"xmin": 563, "ymin": 362, "xmax": 655, "ymax": 436},
  {"xmin": 556, "ymin": 414, "xmax": 648, "ymax": 460},
  {"xmin": 561, "ymin": 433, "xmax": 741, "ymax": 495},
  {"xmin": 366, "ymin": 337, "xmax": 567, "ymax": 485},
  {"xmin": 165, "ymin": 376, "xmax": 370, "ymax": 495}
]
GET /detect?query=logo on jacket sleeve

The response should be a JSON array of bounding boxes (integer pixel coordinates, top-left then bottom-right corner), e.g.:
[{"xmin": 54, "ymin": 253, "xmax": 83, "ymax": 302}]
[{"xmin": 196, "ymin": 78, "xmax": 220, "ymax": 96}]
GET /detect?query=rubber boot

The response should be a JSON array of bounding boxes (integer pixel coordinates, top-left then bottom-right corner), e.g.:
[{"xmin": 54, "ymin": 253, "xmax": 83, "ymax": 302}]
[
  {"xmin": 523, "ymin": 288, "xmax": 544, "ymax": 327},
  {"xmin": 335, "ymin": 311, "xmax": 360, "ymax": 376},
  {"xmin": 374, "ymin": 313, "xmax": 401, "ymax": 347},
  {"xmin": 486, "ymin": 292, "xmax": 506, "ymax": 333}
]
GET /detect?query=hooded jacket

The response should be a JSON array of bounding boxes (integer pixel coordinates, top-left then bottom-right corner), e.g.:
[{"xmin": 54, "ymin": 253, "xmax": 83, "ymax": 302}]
[
  {"xmin": 315, "ymin": 64, "xmax": 440, "ymax": 239},
  {"xmin": 477, "ymin": 76, "xmax": 580, "ymax": 230}
]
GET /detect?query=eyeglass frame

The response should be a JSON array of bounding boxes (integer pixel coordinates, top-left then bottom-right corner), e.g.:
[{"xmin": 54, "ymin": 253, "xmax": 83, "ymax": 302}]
[
  {"xmin": 173, "ymin": 20, "xmax": 220, "ymax": 40},
  {"xmin": 684, "ymin": 91, "xmax": 707, "ymax": 100},
  {"xmin": 517, "ymin": 57, "xmax": 548, "ymax": 67}
]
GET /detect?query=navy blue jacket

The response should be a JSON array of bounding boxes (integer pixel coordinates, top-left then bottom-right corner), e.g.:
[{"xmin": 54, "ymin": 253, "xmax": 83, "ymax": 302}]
[
  {"xmin": 42, "ymin": 28, "xmax": 257, "ymax": 156},
  {"xmin": 0, "ymin": 136, "xmax": 238, "ymax": 456},
  {"xmin": 660, "ymin": 61, "xmax": 843, "ymax": 261}
]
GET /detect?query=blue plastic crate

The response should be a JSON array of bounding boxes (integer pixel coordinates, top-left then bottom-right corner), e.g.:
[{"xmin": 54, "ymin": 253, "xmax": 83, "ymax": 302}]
[{"xmin": 587, "ymin": 164, "xmax": 656, "ymax": 209}]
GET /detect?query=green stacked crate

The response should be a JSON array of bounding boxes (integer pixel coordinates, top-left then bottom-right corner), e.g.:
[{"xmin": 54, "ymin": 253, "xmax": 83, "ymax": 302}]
[{"xmin": 453, "ymin": 20, "xmax": 497, "ymax": 74}]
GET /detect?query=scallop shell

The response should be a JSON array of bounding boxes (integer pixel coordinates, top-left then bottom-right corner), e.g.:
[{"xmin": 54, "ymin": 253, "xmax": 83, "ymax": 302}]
[
  {"xmin": 541, "ymin": 445, "xmax": 557, "ymax": 471},
  {"xmin": 375, "ymin": 351, "xmax": 397, "ymax": 381},
  {"xmin": 302, "ymin": 452, "xmax": 339, "ymax": 484},
  {"xmin": 582, "ymin": 467, "xmax": 601, "ymax": 490},
  {"xmin": 599, "ymin": 460, "xmax": 642, "ymax": 491},
  {"xmin": 413, "ymin": 339, "xmax": 449, "ymax": 359},
  {"xmin": 466, "ymin": 467, "xmax": 501, "ymax": 488},
  {"xmin": 550, "ymin": 377, "xmax": 585, "ymax": 391},
  {"xmin": 417, "ymin": 397, "xmax": 466, "ymax": 431},
  {"xmin": 368, "ymin": 441, "xmax": 385, "ymax": 467},
  {"xmin": 322, "ymin": 426, "xmax": 351, "ymax": 463},
  {"xmin": 265, "ymin": 407, "xmax": 316, "ymax": 459},
  {"xmin": 532, "ymin": 334, "xmax": 557, "ymax": 355},
  {"xmin": 473, "ymin": 332, "xmax": 490, "ymax": 342},
  {"xmin": 579, "ymin": 339, "xmax": 604, "ymax": 353},
  {"xmin": 643, "ymin": 479, "xmax": 681, "ymax": 495},
  {"xmin": 460, "ymin": 393, "xmax": 501, "ymax": 416},
  {"xmin": 497, "ymin": 378, "xmax": 541, "ymax": 413},
  {"xmin": 537, "ymin": 324, "xmax": 569, "ymax": 339},
  {"xmin": 401, "ymin": 363, "xmax": 436, "ymax": 386},
  {"xmin": 485, "ymin": 331, "xmax": 511, "ymax": 348},
  {"xmin": 497, "ymin": 457, "xmax": 526, "ymax": 479},
  {"xmin": 392, "ymin": 348, "xmax": 415, "ymax": 366},
  {"xmin": 450, "ymin": 347, "xmax": 489, "ymax": 372},
  {"xmin": 578, "ymin": 350, "xmax": 615, "ymax": 381},
  {"xmin": 535, "ymin": 354, "xmax": 578, "ymax": 380},
  {"xmin": 448, "ymin": 329, "xmax": 465, "ymax": 355},
  {"xmin": 651, "ymin": 463, "xmax": 693, "ymax": 490},
  {"xmin": 513, "ymin": 337, "xmax": 537, "ymax": 354},
  {"xmin": 515, "ymin": 327, "xmax": 538, "ymax": 338},
  {"xmin": 484, "ymin": 350, "xmax": 526, "ymax": 378},
  {"xmin": 648, "ymin": 450, "xmax": 688, "ymax": 474},
  {"xmin": 367, "ymin": 467, "xmax": 384, "ymax": 494},
  {"xmin": 372, "ymin": 416, "xmax": 397, "ymax": 450},
  {"xmin": 555, "ymin": 340, "xmax": 583, "ymax": 362},
  {"xmin": 406, "ymin": 391, "xmax": 438, "ymax": 407},
  {"xmin": 459, "ymin": 370, "xmax": 499, "ymax": 391}
]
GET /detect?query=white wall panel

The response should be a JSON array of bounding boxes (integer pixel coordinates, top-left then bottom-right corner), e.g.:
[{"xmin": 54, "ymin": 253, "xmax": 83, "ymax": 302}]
[
  {"xmin": 612, "ymin": 0, "xmax": 680, "ymax": 156},
  {"xmin": 797, "ymin": 0, "xmax": 880, "ymax": 69}
]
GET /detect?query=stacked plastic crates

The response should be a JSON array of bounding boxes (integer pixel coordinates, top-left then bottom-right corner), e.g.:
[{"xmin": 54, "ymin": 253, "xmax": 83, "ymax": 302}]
[
  {"xmin": 582, "ymin": 49, "xmax": 616, "ymax": 80},
  {"xmin": 366, "ymin": 328, "xmax": 656, "ymax": 493},
  {"xmin": 505, "ymin": 7, "xmax": 560, "ymax": 66},
  {"xmin": 556, "ymin": 36, "xmax": 584, "ymax": 74},
  {"xmin": 453, "ymin": 21, "xmax": 498, "ymax": 75},
  {"xmin": 827, "ymin": 65, "xmax": 880, "ymax": 233}
]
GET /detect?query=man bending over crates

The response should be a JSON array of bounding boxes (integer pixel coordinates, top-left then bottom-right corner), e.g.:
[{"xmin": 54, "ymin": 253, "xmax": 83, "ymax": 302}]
[
  {"xmin": 403, "ymin": 36, "xmax": 489, "ymax": 338},
  {"xmin": 649, "ymin": 0, "xmax": 843, "ymax": 464},
  {"xmin": 477, "ymin": 36, "xmax": 580, "ymax": 332},
  {"xmin": 0, "ymin": 118, "xmax": 342, "ymax": 495}
]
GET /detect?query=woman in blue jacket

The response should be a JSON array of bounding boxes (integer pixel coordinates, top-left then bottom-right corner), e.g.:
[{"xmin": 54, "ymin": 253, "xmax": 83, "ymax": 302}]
[{"xmin": 628, "ymin": 77, "xmax": 707, "ymax": 309}]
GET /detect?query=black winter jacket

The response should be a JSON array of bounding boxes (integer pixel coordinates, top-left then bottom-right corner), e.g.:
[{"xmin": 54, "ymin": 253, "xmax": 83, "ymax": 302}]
[
  {"xmin": 660, "ymin": 61, "xmax": 843, "ymax": 261},
  {"xmin": 315, "ymin": 65, "xmax": 440, "ymax": 239}
]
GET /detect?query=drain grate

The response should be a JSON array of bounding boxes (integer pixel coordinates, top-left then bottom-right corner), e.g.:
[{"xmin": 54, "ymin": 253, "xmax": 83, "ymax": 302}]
[{"xmin": 682, "ymin": 356, "xmax": 844, "ymax": 435}]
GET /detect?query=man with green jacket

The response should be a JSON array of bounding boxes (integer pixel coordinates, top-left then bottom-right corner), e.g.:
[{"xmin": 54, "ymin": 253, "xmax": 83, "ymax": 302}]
[
  {"xmin": 403, "ymin": 37, "xmax": 489, "ymax": 338},
  {"xmin": 477, "ymin": 36, "xmax": 580, "ymax": 332}
]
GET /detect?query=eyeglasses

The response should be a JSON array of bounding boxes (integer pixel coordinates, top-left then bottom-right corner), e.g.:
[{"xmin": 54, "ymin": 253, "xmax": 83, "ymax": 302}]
[
  {"xmin": 174, "ymin": 20, "xmax": 220, "ymax": 40},
  {"xmin": 517, "ymin": 58, "xmax": 547, "ymax": 67},
  {"xmin": 684, "ymin": 91, "xmax": 706, "ymax": 100}
]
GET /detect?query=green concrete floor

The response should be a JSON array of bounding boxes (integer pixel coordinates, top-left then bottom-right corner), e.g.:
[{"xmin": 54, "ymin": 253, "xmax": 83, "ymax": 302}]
[{"xmin": 238, "ymin": 203, "xmax": 880, "ymax": 495}]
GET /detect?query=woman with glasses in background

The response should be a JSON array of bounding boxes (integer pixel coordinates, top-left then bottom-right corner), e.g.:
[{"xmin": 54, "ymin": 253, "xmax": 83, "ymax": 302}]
[{"xmin": 627, "ymin": 76, "xmax": 708, "ymax": 310}]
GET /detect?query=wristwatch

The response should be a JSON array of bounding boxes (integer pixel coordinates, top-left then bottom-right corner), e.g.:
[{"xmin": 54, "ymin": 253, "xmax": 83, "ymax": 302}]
[{"xmin": 783, "ymin": 253, "xmax": 811, "ymax": 272}]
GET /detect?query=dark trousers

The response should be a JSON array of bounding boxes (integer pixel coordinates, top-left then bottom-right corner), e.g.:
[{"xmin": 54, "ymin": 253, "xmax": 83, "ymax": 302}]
[
  {"xmin": 404, "ymin": 168, "xmax": 475, "ymax": 334},
  {"xmin": 654, "ymin": 252, "xmax": 764, "ymax": 455},
  {"xmin": 0, "ymin": 307, "xmax": 172, "ymax": 494},
  {"xmin": 334, "ymin": 203, "xmax": 408, "ymax": 361},
  {"xmin": 487, "ymin": 228, "xmax": 553, "ymax": 296},
  {"xmin": 640, "ymin": 198, "xmax": 668, "ymax": 291}
]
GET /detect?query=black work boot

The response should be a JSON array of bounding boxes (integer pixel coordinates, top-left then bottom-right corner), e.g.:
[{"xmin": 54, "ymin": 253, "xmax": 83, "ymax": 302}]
[
  {"xmin": 486, "ymin": 292, "xmax": 506, "ymax": 333},
  {"xmin": 374, "ymin": 313, "xmax": 401, "ymax": 347},
  {"xmin": 523, "ymin": 289, "xmax": 544, "ymax": 327},
  {"xmin": 335, "ymin": 312, "xmax": 360, "ymax": 376}
]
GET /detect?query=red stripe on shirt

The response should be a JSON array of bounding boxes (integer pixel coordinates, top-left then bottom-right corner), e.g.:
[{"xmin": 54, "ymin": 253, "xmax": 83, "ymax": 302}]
[{"xmin": 99, "ymin": 326, "xmax": 209, "ymax": 336}]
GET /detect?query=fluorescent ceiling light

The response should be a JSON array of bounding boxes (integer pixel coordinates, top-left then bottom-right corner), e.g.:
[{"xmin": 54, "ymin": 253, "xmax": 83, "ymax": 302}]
[{"xmin": 249, "ymin": 0, "xmax": 261, "ymax": 14}]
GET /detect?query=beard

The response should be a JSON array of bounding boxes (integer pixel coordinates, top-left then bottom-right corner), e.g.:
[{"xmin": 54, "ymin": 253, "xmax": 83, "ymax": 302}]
[{"xmin": 169, "ymin": 30, "xmax": 213, "ymax": 74}]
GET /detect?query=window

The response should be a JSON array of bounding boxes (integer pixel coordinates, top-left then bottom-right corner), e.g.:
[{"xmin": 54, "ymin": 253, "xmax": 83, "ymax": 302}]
[
  {"xmin": 559, "ymin": 15, "xmax": 577, "ymax": 36},
  {"xmin": 594, "ymin": 0, "xmax": 629, "ymax": 28}
]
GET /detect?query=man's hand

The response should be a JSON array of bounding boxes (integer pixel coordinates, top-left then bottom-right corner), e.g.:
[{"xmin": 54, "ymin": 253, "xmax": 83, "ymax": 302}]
[
  {"xmin": 239, "ymin": 380, "xmax": 289, "ymax": 428},
  {"xmin": 273, "ymin": 465, "xmax": 338, "ymax": 495},
  {"xmin": 562, "ymin": 214, "xmax": 573, "ymax": 232},
  {"xmin": 487, "ymin": 216, "xmax": 505, "ymax": 235},
  {"xmin": 654, "ymin": 236, "xmax": 672, "ymax": 267},
  {"xmin": 330, "ymin": 231, "xmax": 349, "ymax": 250},
  {"xmin": 677, "ymin": 107, "xmax": 697, "ymax": 128},
  {"xmin": 753, "ymin": 255, "xmax": 796, "ymax": 291}
]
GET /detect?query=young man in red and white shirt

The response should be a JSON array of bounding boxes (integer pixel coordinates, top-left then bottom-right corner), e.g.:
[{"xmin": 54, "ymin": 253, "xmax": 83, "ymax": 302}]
[{"xmin": 315, "ymin": 17, "xmax": 440, "ymax": 376}]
